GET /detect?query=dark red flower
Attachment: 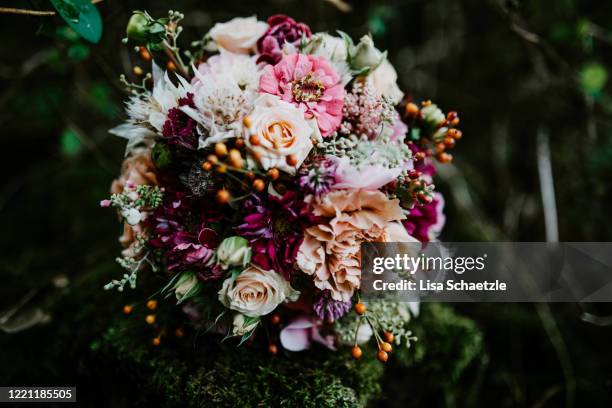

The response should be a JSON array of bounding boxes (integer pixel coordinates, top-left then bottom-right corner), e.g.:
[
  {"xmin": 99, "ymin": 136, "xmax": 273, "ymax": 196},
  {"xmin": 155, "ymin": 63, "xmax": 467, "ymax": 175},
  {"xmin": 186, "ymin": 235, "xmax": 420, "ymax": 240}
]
[
  {"xmin": 162, "ymin": 93, "xmax": 198, "ymax": 149},
  {"xmin": 257, "ymin": 15, "xmax": 312, "ymax": 64},
  {"xmin": 235, "ymin": 191, "xmax": 318, "ymax": 279}
]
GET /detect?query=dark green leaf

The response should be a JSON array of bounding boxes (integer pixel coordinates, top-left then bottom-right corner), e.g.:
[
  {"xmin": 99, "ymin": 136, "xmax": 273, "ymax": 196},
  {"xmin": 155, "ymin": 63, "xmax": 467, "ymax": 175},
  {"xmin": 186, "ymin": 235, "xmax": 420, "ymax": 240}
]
[{"xmin": 50, "ymin": 0, "xmax": 103, "ymax": 43}]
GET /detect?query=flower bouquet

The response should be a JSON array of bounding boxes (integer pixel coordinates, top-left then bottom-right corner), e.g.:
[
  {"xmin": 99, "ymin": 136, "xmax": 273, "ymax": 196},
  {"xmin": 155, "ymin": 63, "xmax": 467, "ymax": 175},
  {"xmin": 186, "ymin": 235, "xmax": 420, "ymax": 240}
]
[{"xmin": 102, "ymin": 10, "xmax": 463, "ymax": 360}]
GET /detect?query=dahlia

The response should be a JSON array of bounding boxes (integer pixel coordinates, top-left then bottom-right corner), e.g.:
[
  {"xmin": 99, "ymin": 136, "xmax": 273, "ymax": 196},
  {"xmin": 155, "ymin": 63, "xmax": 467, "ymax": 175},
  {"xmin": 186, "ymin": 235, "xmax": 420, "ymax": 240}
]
[
  {"xmin": 259, "ymin": 53, "xmax": 344, "ymax": 137},
  {"xmin": 236, "ymin": 191, "xmax": 316, "ymax": 279}
]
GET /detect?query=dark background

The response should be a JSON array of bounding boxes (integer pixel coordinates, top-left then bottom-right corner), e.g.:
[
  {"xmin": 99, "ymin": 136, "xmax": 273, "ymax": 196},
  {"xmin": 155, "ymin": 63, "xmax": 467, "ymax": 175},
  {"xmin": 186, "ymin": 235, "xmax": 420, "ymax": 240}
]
[{"xmin": 1, "ymin": 0, "xmax": 612, "ymax": 406}]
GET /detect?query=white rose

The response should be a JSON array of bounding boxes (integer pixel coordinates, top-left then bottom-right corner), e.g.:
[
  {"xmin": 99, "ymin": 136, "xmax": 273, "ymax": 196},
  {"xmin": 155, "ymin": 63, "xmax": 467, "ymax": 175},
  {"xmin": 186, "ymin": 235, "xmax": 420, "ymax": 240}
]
[
  {"xmin": 367, "ymin": 59, "xmax": 404, "ymax": 105},
  {"xmin": 217, "ymin": 236, "xmax": 252, "ymax": 270},
  {"xmin": 245, "ymin": 95, "xmax": 314, "ymax": 174},
  {"xmin": 218, "ymin": 265, "xmax": 300, "ymax": 317},
  {"xmin": 122, "ymin": 208, "xmax": 142, "ymax": 226},
  {"xmin": 208, "ymin": 16, "xmax": 268, "ymax": 54}
]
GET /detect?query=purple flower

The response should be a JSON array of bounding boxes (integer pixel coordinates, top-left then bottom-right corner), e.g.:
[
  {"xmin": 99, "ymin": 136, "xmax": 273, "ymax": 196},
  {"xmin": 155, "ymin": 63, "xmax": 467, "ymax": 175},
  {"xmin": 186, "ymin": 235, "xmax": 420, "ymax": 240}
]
[
  {"xmin": 298, "ymin": 157, "xmax": 338, "ymax": 197},
  {"xmin": 403, "ymin": 193, "xmax": 445, "ymax": 243},
  {"xmin": 313, "ymin": 290, "xmax": 351, "ymax": 322},
  {"xmin": 162, "ymin": 93, "xmax": 198, "ymax": 149},
  {"xmin": 235, "ymin": 191, "xmax": 317, "ymax": 279},
  {"xmin": 257, "ymin": 15, "xmax": 311, "ymax": 64}
]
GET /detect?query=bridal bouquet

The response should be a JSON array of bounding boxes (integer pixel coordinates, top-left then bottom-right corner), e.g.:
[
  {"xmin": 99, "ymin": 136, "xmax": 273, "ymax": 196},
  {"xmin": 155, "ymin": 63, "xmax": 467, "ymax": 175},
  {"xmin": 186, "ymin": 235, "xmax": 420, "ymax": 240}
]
[{"xmin": 102, "ymin": 11, "xmax": 463, "ymax": 361}]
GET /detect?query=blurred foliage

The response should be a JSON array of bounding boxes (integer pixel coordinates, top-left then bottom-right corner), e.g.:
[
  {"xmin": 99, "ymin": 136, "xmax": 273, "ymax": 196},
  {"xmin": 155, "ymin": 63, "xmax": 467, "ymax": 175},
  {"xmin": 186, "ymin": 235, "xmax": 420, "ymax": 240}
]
[{"xmin": 1, "ymin": 0, "xmax": 612, "ymax": 406}]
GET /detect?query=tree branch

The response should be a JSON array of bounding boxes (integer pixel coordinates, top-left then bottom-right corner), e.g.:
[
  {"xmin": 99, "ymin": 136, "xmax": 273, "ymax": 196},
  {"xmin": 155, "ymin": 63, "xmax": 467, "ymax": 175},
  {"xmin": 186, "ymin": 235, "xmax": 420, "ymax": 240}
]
[{"xmin": 0, "ymin": 0, "xmax": 102, "ymax": 17}]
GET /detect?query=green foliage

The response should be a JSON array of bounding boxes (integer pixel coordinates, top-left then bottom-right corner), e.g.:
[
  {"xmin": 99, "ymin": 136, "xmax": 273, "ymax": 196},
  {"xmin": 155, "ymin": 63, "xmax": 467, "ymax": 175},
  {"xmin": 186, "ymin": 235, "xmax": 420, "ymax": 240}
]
[
  {"xmin": 50, "ymin": 0, "xmax": 103, "ymax": 43},
  {"xmin": 580, "ymin": 62, "xmax": 608, "ymax": 97},
  {"xmin": 59, "ymin": 128, "xmax": 82, "ymax": 156}
]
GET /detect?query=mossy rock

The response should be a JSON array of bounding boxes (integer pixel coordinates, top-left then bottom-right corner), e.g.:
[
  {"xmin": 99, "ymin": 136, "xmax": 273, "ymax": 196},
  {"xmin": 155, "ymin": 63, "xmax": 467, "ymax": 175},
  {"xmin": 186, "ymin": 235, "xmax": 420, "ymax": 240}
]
[{"xmin": 87, "ymin": 303, "xmax": 482, "ymax": 407}]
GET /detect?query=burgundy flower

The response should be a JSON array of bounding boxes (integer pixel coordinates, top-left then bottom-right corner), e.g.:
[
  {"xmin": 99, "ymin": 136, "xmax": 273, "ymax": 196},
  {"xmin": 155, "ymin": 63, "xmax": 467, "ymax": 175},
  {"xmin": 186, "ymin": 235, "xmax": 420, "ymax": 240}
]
[
  {"xmin": 162, "ymin": 93, "xmax": 198, "ymax": 149},
  {"xmin": 403, "ymin": 194, "xmax": 445, "ymax": 243},
  {"xmin": 313, "ymin": 290, "xmax": 351, "ymax": 322},
  {"xmin": 298, "ymin": 157, "xmax": 338, "ymax": 197},
  {"xmin": 235, "ymin": 191, "xmax": 317, "ymax": 279},
  {"xmin": 257, "ymin": 15, "xmax": 311, "ymax": 64}
]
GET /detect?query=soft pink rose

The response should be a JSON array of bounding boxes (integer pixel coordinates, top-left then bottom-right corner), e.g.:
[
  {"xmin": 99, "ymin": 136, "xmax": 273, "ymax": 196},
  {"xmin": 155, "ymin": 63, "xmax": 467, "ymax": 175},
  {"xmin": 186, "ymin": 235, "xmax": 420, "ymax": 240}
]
[{"xmin": 208, "ymin": 16, "xmax": 268, "ymax": 54}]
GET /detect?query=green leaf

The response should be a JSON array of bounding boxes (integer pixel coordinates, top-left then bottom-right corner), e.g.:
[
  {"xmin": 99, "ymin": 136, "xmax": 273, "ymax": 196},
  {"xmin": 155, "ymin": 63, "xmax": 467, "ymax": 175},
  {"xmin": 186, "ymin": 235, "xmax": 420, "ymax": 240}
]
[
  {"xmin": 580, "ymin": 63, "xmax": 608, "ymax": 96},
  {"xmin": 67, "ymin": 43, "xmax": 90, "ymax": 61},
  {"xmin": 60, "ymin": 128, "xmax": 82, "ymax": 156},
  {"xmin": 50, "ymin": 0, "xmax": 103, "ymax": 43}
]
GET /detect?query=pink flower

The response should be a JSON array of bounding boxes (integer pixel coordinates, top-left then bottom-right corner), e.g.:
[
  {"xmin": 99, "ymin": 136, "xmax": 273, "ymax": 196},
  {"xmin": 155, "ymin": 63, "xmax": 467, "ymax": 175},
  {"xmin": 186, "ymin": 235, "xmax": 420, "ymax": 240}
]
[
  {"xmin": 259, "ymin": 53, "xmax": 344, "ymax": 137},
  {"xmin": 279, "ymin": 315, "xmax": 335, "ymax": 351},
  {"xmin": 257, "ymin": 15, "xmax": 311, "ymax": 64},
  {"xmin": 332, "ymin": 157, "xmax": 404, "ymax": 191}
]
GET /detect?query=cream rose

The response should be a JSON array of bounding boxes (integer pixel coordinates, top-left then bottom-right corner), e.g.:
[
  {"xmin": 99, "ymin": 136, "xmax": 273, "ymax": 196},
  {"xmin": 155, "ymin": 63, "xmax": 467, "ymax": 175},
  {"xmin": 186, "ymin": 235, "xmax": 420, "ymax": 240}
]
[
  {"xmin": 245, "ymin": 95, "xmax": 314, "ymax": 174},
  {"xmin": 218, "ymin": 265, "xmax": 300, "ymax": 317},
  {"xmin": 208, "ymin": 16, "xmax": 268, "ymax": 54},
  {"xmin": 367, "ymin": 59, "xmax": 404, "ymax": 105}
]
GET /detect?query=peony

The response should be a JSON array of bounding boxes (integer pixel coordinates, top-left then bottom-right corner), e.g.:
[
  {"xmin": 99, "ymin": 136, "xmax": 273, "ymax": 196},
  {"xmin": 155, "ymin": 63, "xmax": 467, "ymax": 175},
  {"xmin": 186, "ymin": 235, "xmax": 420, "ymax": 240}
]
[
  {"xmin": 297, "ymin": 190, "xmax": 417, "ymax": 302},
  {"xmin": 245, "ymin": 94, "xmax": 314, "ymax": 174},
  {"xmin": 259, "ymin": 53, "xmax": 344, "ymax": 137},
  {"xmin": 367, "ymin": 59, "xmax": 404, "ymax": 105},
  {"xmin": 207, "ymin": 16, "xmax": 268, "ymax": 54},
  {"xmin": 257, "ymin": 14, "xmax": 311, "ymax": 64},
  {"xmin": 218, "ymin": 265, "xmax": 300, "ymax": 317}
]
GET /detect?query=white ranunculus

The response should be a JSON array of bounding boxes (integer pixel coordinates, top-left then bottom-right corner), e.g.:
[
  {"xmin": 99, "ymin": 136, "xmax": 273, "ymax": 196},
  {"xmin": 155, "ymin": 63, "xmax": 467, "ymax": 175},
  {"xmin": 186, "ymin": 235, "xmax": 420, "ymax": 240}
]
[
  {"xmin": 351, "ymin": 35, "xmax": 385, "ymax": 70},
  {"xmin": 245, "ymin": 95, "xmax": 314, "ymax": 174},
  {"xmin": 216, "ymin": 236, "xmax": 252, "ymax": 270},
  {"xmin": 367, "ymin": 59, "xmax": 404, "ymax": 105},
  {"xmin": 218, "ymin": 265, "xmax": 300, "ymax": 317},
  {"xmin": 208, "ymin": 16, "xmax": 268, "ymax": 54}
]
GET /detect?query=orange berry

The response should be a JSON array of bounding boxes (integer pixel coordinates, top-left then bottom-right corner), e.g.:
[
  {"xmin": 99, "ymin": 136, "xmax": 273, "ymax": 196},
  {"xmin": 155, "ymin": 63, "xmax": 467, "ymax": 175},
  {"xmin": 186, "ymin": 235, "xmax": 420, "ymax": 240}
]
[
  {"xmin": 452, "ymin": 129, "xmax": 463, "ymax": 140},
  {"xmin": 383, "ymin": 332, "xmax": 395, "ymax": 343},
  {"xmin": 166, "ymin": 60, "xmax": 177, "ymax": 72},
  {"xmin": 451, "ymin": 117, "xmax": 460, "ymax": 126},
  {"xmin": 351, "ymin": 346, "xmax": 363, "ymax": 360},
  {"xmin": 216, "ymin": 189, "xmax": 230, "ymax": 204},
  {"xmin": 381, "ymin": 342, "xmax": 393, "ymax": 353},
  {"xmin": 377, "ymin": 350, "xmax": 389, "ymax": 362},
  {"xmin": 132, "ymin": 66, "xmax": 143, "ymax": 76},
  {"xmin": 267, "ymin": 168, "xmax": 280, "ymax": 181},
  {"xmin": 249, "ymin": 134, "xmax": 260, "ymax": 146},
  {"xmin": 421, "ymin": 100, "xmax": 432, "ymax": 107},
  {"xmin": 414, "ymin": 152, "xmax": 426, "ymax": 161},
  {"xmin": 215, "ymin": 143, "xmax": 228, "ymax": 157},
  {"xmin": 245, "ymin": 172, "xmax": 255, "ymax": 180},
  {"xmin": 354, "ymin": 302, "xmax": 366, "ymax": 315},
  {"xmin": 228, "ymin": 149, "xmax": 244, "ymax": 168},
  {"xmin": 268, "ymin": 344, "xmax": 278, "ymax": 355},
  {"xmin": 437, "ymin": 152, "xmax": 453, "ymax": 163},
  {"xmin": 152, "ymin": 337, "xmax": 161, "ymax": 346},
  {"xmin": 444, "ymin": 137, "xmax": 456, "ymax": 148},
  {"xmin": 207, "ymin": 154, "xmax": 218, "ymax": 165},
  {"xmin": 252, "ymin": 179, "xmax": 266, "ymax": 192},
  {"xmin": 235, "ymin": 138, "xmax": 245, "ymax": 148},
  {"xmin": 435, "ymin": 142, "xmax": 446, "ymax": 153},
  {"xmin": 139, "ymin": 46, "xmax": 152, "ymax": 61},
  {"xmin": 405, "ymin": 102, "xmax": 419, "ymax": 117},
  {"xmin": 215, "ymin": 164, "xmax": 227, "ymax": 174},
  {"xmin": 286, "ymin": 154, "xmax": 298, "ymax": 167},
  {"xmin": 123, "ymin": 305, "xmax": 133, "ymax": 314},
  {"xmin": 242, "ymin": 116, "xmax": 252, "ymax": 128},
  {"xmin": 175, "ymin": 328, "xmax": 185, "ymax": 338},
  {"xmin": 270, "ymin": 314, "xmax": 281, "ymax": 325},
  {"xmin": 146, "ymin": 300, "xmax": 158, "ymax": 310},
  {"xmin": 201, "ymin": 161, "xmax": 213, "ymax": 171},
  {"xmin": 145, "ymin": 314, "xmax": 156, "ymax": 325}
]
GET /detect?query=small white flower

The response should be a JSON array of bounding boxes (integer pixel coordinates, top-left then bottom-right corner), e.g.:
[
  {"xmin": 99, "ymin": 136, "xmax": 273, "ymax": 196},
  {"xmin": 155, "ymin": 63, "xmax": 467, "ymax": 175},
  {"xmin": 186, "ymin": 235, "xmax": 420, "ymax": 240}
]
[
  {"xmin": 208, "ymin": 16, "xmax": 268, "ymax": 54},
  {"xmin": 122, "ymin": 208, "xmax": 142, "ymax": 226}
]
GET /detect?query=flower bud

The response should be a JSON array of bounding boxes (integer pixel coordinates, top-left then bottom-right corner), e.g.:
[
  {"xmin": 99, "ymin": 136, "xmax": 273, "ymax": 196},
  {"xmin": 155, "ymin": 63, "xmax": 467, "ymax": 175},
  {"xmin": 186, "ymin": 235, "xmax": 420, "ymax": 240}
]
[
  {"xmin": 173, "ymin": 272, "xmax": 201, "ymax": 303},
  {"xmin": 421, "ymin": 104, "xmax": 446, "ymax": 128},
  {"xmin": 126, "ymin": 12, "xmax": 150, "ymax": 44},
  {"xmin": 216, "ymin": 236, "xmax": 252, "ymax": 270},
  {"xmin": 122, "ymin": 208, "xmax": 142, "ymax": 226},
  {"xmin": 232, "ymin": 313, "xmax": 259, "ymax": 336},
  {"xmin": 351, "ymin": 35, "xmax": 385, "ymax": 71}
]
